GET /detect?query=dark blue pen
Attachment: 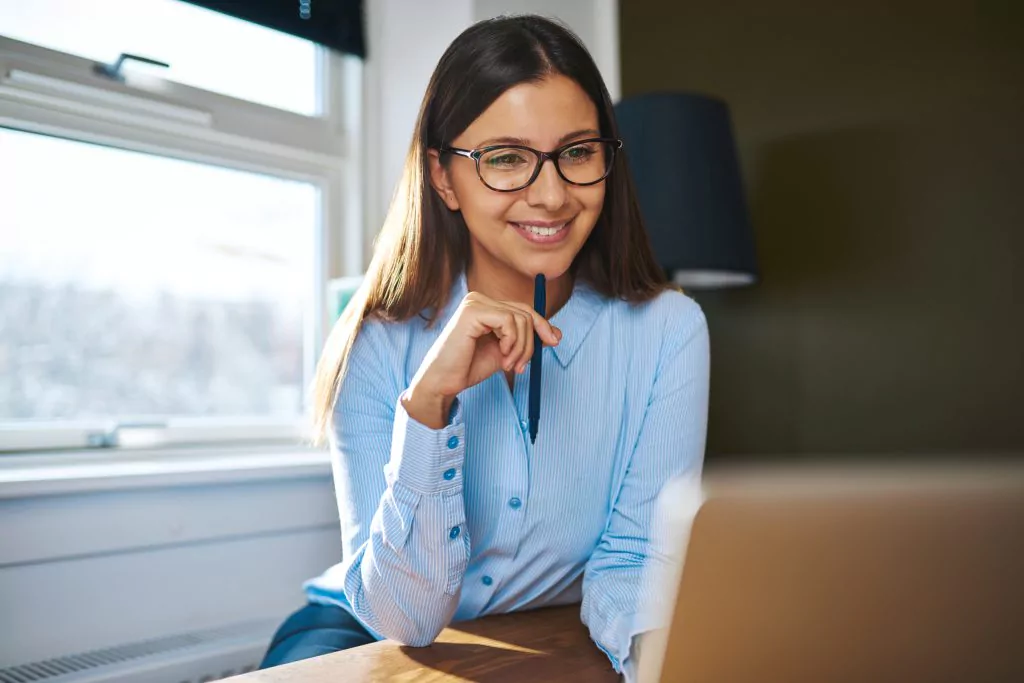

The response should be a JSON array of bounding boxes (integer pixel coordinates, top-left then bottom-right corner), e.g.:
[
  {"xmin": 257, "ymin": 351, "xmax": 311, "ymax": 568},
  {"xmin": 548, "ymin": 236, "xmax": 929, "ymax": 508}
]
[{"xmin": 529, "ymin": 274, "xmax": 545, "ymax": 444}]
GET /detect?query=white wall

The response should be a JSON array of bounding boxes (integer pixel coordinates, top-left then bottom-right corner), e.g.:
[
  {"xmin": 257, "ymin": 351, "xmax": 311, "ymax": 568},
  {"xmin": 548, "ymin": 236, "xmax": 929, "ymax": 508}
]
[
  {"xmin": 0, "ymin": 473, "xmax": 339, "ymax": 665},
  {"xmin": 473, "ymin": 0, "xmax": 620, "ymax": 101}
]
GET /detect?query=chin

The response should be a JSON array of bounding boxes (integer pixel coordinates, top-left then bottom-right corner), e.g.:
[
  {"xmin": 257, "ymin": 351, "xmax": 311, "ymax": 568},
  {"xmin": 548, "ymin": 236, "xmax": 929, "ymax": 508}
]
[{"xmin": 515, "ymin": 254, "xmax": 576, "ymax": 282}]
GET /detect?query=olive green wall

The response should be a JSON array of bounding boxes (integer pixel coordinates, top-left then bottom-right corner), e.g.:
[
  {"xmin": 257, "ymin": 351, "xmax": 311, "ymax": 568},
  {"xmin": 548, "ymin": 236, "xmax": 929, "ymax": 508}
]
[{"xmin": 620, "ymin": 1, "xmax": 1024, "ymax": 458}]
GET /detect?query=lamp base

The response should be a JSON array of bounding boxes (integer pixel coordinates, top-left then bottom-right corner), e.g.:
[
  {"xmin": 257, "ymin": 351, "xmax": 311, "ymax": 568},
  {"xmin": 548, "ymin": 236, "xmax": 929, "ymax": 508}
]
[{"xmin": 672, "ymin": 269, "xmax": 756, "ymax": 289}]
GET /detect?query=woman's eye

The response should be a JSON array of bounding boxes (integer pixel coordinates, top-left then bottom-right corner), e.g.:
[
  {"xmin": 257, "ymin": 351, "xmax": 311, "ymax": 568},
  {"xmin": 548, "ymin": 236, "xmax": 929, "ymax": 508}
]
[
  {"xmin": 562, "ymin": 146, "xmax": 594, "ymax": 163},
  {"xmin": 486, "ymin": 152, "xmax": 528, "ymax": 167}
]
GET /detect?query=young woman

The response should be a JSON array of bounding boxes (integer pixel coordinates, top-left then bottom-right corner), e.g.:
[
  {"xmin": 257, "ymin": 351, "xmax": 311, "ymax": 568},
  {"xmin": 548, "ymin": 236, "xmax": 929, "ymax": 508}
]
[{"xmin": 260, "ymin": 14, "xmax": 709, "ymax": 680}]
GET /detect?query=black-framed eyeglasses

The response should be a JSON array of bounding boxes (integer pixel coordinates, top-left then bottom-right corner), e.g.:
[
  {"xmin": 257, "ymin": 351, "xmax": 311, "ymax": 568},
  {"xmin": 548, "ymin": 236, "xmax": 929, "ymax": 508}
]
[{"xmin": 440, "ymin": 137, "xmax": 623, "ymax": 192}]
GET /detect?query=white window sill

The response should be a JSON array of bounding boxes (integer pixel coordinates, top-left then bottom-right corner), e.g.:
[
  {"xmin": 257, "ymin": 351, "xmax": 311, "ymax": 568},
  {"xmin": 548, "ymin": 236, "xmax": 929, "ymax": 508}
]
[{"xmin": 0, "ymin": 444, "xmax": 332, "ymax": 499}]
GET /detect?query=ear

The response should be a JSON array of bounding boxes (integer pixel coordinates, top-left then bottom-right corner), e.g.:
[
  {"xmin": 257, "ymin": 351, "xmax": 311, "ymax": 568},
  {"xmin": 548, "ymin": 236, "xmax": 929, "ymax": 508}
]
[{"xmin": 427, "ymin": 148, "xmax": 460, "ymax": 211}]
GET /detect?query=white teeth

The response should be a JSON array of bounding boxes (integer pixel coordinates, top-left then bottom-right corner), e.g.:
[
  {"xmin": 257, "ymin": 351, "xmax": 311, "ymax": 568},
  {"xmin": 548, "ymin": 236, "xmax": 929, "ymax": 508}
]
[{"xmin": 517, "ymin": 223, "xmax": 566, "ymax": 236}]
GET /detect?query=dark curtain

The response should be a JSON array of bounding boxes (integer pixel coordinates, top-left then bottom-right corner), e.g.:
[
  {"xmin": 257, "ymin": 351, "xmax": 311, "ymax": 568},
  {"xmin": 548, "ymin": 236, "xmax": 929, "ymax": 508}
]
[{"xmin": 181, "ymin": 1, "xmax": 365, "ymax": 57}]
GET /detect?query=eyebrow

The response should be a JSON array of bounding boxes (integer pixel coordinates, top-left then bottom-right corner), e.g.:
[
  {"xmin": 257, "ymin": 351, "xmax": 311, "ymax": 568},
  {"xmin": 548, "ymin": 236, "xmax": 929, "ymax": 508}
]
[{"xmin": 474, "ymin": 128, "xmax": 601, "ymax": 148}]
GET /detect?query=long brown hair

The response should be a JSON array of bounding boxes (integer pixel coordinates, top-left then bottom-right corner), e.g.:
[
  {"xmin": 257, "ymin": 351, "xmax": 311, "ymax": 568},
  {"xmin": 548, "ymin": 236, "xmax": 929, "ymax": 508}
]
[{"xmin": 311, "ymin": 15, "xmax": 670, "ymax": 442}]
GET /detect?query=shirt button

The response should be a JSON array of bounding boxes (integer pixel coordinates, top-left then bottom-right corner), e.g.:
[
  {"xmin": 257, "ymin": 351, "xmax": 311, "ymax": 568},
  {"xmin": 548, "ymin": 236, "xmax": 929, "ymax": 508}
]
[
  {"xmin": 449, "ymin": 526, "xmax": 461, "ymax": 540},
  {"xmin": 519, "ymin": 419, "xmax": 528, "ymax": 431},
  {"xmin": 443, "ymin": 468, "xmax": 456, "ymax": 480},
  {"xmin": 508, "ymin": 497, "xmax": 522, "ymax": 509},
  {"xmin": 447, "ymin": 436, "xmax": 460, "ymax": 449},
  {"xmin": 481, "ymin": 575, "xmax": 493, "ymax": 586}
]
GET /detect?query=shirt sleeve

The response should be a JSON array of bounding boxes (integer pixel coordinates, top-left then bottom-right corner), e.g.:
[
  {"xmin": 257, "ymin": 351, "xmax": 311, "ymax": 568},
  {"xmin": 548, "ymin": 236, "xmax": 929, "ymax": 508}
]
[
  {"xmin": 324, "ymin": 321, "xmax": 471, "ymax": 646},
  {"xmin": 580, "ymin": 297, "xmax": 710, "ymax": 679}
]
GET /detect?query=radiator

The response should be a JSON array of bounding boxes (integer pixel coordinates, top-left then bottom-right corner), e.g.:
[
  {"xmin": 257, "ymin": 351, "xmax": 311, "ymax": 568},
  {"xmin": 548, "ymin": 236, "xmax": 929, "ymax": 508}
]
[{"xmin": 0, "ymin": 620, "xmax": 277, "ymax": 683}]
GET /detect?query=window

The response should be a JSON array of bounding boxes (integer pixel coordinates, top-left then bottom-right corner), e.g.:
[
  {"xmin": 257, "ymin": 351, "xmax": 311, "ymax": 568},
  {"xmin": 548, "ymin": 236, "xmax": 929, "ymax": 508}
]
[
  {"xmin": 0, "ymin": 0, "xmax": 319, "ymax": 114},
  {"xmin": 1, "ymin": 128, "xmax": 316, "ymax": 420},
  {"xmin": 0, "ymin": 4, "xmax": 360, "ymax": 452}
]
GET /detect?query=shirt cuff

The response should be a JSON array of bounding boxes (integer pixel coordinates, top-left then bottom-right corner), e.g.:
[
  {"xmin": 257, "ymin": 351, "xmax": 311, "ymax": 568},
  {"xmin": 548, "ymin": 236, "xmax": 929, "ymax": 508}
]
[{"xmin": 384, "ymin": 391, "xmax": 466, "ymax": 494}]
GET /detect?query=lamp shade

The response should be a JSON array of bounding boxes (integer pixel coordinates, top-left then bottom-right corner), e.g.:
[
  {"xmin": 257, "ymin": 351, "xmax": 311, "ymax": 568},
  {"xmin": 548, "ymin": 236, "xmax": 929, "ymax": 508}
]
[{"xmin": 615, "ymin": 92, "xmax": 757, "ymax": 288}]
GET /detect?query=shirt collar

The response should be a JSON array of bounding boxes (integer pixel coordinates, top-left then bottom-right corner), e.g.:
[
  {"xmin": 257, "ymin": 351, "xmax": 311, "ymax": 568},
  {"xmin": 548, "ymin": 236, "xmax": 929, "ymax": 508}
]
[
  {"xmin": 549, "ymin": 279, "xmax": 605, "ymax": 368},
  {"xmin": 442, "ymin": 271, "xmax": 605, "ymax": 369}
]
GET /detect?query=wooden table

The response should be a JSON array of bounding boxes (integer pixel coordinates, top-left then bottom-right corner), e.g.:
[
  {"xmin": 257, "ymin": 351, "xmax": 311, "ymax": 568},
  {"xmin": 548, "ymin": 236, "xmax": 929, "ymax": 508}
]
[{"xmin": 231, "ymin": 604, "xmax": 620, "ymax": 682}]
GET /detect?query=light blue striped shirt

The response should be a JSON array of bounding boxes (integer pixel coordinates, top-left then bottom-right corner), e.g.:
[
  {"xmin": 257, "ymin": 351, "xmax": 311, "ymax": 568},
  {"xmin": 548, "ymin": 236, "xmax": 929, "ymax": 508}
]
[{"xmin": 305, "ymin": 272, "xmax": 709, "ymax": 678}]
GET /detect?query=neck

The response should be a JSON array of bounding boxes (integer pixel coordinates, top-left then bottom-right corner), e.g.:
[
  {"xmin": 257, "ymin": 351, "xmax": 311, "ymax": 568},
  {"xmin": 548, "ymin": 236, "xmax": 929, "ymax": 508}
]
[{"xmin": 466, "ymin": 261, "xmax": 573, "ymax": 317}]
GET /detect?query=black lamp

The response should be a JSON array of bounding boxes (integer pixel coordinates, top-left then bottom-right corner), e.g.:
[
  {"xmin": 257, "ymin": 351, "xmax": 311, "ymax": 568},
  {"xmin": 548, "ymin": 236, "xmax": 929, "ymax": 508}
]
[{"xmin": 615, "ymin": 92, "xmax": 758, "ymax": 288}]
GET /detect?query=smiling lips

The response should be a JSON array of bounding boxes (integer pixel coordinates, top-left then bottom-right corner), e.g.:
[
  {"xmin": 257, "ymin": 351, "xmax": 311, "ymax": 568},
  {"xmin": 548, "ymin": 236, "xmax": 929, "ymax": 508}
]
[{"xmin": 510, "ymin": 218, "xmax": 574, "ymax": 244}]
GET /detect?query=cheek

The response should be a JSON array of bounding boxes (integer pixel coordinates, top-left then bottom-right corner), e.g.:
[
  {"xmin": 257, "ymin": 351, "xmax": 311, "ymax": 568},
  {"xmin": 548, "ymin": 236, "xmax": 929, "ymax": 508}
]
[
  {"xmin": 571, "ymin": 185, "xmax": 606, "ymax": 234},
  {"xmin": 454, "ymin": 175, "xmax": 517, "ymax": 228}
]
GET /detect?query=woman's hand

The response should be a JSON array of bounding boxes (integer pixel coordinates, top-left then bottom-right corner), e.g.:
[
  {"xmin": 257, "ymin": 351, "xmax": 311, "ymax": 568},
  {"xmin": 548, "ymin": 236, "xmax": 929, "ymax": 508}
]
[{"xmin": 402, "ymin": 291, "xmax": 561, "ymax": 429}]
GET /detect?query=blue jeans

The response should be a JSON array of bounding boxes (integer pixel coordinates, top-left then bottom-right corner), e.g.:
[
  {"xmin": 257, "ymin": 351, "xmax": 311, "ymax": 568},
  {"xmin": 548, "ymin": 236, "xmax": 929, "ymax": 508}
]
[{"xmin": 259, "ymin": 603, "xmax": 376, "ymax": 669}]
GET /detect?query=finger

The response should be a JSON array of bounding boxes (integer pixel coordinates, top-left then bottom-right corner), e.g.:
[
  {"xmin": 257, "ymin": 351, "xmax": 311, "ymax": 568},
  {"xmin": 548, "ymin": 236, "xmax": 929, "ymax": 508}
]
[
  {"xmin": 496, "ymin": 325, "xmax": 513, "ymax": 357},
  {"xmin": 496, "ymin": 305, "xmax": 533, "ymax": 372},
  {"xmin": 504, "ymin": 300, "xmax": 560, "ymax": 346},
  {"xmin": 473, "ymin": 308, "xmax": 518, "ymax": 356},
  {"xmin": 498, "ymin": 310, "xmax": 521, "ymax": 371},
  {"xmin": 498, "ymin": 311, "xmax": 517, "ymax": 357},
  {"xmin": 518, "ymin": 313, "xmax": 535, "ymax": 373},
  {"xmin": 510, "ymin": 311, "xmax": 528, "ymax": 371}
]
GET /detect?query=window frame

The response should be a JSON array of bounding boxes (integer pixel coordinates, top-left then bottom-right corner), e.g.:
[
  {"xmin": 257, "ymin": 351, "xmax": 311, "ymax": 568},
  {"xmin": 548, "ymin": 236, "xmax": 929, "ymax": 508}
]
[{"xmin": 0, "ymin": 33, "xmax": 363, "ymax": 453}]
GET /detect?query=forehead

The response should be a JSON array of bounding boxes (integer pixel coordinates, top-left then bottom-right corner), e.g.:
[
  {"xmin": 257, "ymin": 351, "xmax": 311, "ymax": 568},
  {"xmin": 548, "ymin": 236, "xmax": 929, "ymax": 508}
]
[{"xmin": 458, "ymin": 74, "xmax": 600, "ymax": 148}]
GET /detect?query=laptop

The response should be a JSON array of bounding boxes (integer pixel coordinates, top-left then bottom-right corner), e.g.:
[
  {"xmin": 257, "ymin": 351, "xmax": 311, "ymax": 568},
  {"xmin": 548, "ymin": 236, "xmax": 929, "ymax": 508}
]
[{"xmin": 636, "ymin": 460, "xmax": 1024, "ymax": 683}]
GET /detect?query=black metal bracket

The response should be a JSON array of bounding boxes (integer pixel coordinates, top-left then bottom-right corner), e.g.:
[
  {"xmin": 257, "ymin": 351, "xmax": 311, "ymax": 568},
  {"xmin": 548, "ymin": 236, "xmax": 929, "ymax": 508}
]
[{"xmin": 93, "ymin": 53, "xmax": 170, "ymax": 82}]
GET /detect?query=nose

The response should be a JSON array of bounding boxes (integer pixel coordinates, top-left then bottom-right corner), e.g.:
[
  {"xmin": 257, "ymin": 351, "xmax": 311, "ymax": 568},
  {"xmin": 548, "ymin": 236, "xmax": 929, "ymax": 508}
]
[{"xmin": 524, "ymin": 156, "xmax": 568, "ymax": 212}]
